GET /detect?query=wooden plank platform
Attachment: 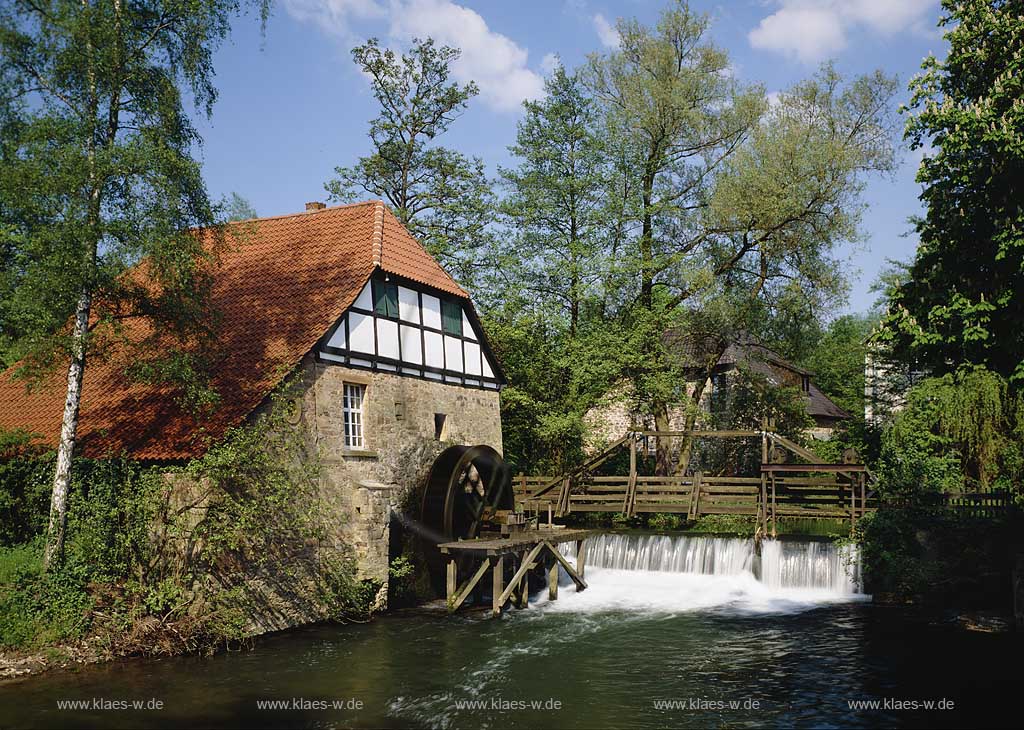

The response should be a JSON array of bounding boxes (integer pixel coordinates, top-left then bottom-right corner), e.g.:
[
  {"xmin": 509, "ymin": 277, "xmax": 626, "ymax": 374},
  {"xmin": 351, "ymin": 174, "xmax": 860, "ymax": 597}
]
[{"xmin": 439, "ymin": 528, "xmax": 594, "ymax": 556}]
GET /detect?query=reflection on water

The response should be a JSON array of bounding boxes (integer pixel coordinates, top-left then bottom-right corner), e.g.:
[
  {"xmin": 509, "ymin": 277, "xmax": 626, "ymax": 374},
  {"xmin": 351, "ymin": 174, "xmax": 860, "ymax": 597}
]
[{"xmin": 1, "ymin": 537, "xmax": 1019, "ymax": 729}]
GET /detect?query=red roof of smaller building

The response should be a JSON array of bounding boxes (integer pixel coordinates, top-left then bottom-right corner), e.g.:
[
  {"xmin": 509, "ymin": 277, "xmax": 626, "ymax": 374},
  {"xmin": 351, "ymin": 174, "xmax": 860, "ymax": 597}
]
[{"xmin": 0, "ymin": 201, "xmax": 469, "ymax": 459}]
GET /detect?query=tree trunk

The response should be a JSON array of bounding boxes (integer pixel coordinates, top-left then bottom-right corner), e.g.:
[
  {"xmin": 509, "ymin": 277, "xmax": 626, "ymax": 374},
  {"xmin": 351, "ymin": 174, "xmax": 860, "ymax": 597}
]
[
  {"xmin": 44, "ymin": 289, "xmax": 91, "ymax": 569},
  {"xmin": 653, "ymin": 400, "xmax": 673, "ymax": 476},
  {"xmin": 674, "ymin": 376, "xmax": 710, "ymax": 476}
]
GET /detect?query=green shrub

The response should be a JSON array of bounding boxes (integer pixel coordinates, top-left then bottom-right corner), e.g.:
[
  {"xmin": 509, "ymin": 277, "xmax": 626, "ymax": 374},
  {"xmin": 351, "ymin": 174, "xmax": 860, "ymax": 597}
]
[
  {"xmin": 0, "ymin": 430, "xmax": 53, "ymax": 546},
  {"xmin": 689, "ymin": 514, "xmax": 755, "ymax": 535},
  {"xmin": 0, "ymin": 541, "xmax": 92, "ymax": 649}
]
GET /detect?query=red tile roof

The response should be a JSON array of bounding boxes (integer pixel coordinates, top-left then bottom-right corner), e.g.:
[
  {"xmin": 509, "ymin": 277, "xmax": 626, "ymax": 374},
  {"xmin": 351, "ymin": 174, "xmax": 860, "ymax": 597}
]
[{"xmin": 0, "ymin": 201, "xmax": 469, "ymax": 460}]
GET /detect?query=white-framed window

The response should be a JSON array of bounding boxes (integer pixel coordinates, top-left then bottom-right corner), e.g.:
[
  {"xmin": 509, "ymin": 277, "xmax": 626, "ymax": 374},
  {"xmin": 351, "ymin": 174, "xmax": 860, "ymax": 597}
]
[{"xmin": 343, "ymin": 383, "xmax": 365, "ymax": 449}]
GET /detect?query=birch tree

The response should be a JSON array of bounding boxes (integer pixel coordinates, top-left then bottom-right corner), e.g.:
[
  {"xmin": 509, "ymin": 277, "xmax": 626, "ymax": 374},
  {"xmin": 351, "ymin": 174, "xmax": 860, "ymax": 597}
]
[{"xmin": 0, "ymin": 0, "xmax": 266, "ymax": 567}]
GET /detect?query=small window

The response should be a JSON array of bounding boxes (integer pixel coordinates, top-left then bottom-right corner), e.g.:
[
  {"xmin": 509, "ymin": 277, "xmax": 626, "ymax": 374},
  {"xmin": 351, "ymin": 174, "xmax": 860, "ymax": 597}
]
[
  {"xmin": 343, "ymin": 384, "xmax": 365, "ymax": 449},
  {"xmin": 441, "ymin": 300, "xmax": 463, "ymax": 336},
  {"xmin": 373, "ymin": 281, "xmax": 399, "ymax": 318},
  {"xmin": 434, "ymin": 413, "xmax": 448, "ymax": 441}
]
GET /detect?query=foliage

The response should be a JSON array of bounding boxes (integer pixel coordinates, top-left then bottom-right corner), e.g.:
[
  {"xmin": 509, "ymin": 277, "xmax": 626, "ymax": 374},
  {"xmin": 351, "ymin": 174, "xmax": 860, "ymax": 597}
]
[
  {"xmin": 882, "ymin": 0, "xmax": 1024, "ymax": 384},
  {"xmin": 0, "ymin": 380, "xmax": 376, "ymax": 652},
  {"xmin": 0, "ymin": 542, "xmax": 93, "ymax": 649},
  {"xmin": 716, "ymin": 364, "xmax": 814, "ymax": 438},
  {"xmin": 0, "ymin": 429, "xmax": 52, "ymax": 545},
  {"xmin": 224, "ymin": 192, "xmax": 258, "ymax": 222},
  {"xmin": 0, "ymin": 0, "xmax": 268, "ymax": 567},
  {"xmin": 876, "ymin": 366, "xmax": 1024, "ymax": 494},
  {"xmin": 855, "ymin": 509, "xmax": 1014, "ymax": 604},
  {"xmin": 688, "ymin": 514, "xmax": 755, "ymax": 536},
  {"xmin": 0, "ymin": 0, "xmax": 263, "ymax": 394},
  {"xmin": 798, "ymin": 314, "xmax": 881, "ymax": 463},
  {"xmin": 497, "ymin": 67, "xmax": 611, "ymax": 335},
  {"xmin": 326, "ymin": 37, "xmax": 492, "ymax": 283},
  {"xmin": 483, "ymin": 2, "xmax": 896, "ymax": 474}
]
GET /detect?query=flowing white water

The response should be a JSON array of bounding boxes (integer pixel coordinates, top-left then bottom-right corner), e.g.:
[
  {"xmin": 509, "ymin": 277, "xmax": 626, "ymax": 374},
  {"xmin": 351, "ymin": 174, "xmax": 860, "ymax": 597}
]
[{"xmin": 541, "ymin": 533, "xmax": 866, "ymax": 615}]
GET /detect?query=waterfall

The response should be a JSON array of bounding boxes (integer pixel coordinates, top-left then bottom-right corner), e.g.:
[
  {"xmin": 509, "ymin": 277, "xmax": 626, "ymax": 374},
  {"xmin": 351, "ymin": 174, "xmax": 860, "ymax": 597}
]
[
  {"xmin": 582, "ymin": 533, "xmax": 861, "ymax": 594},
  {"xmin": 545, "ymin": 533, "xmax": 865, "ymax": 614}
]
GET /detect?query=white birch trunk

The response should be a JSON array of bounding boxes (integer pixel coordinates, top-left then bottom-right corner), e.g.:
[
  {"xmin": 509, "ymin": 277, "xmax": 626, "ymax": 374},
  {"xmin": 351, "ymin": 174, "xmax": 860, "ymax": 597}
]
[{"xmin": 44, "ymin": 289, "xmax": 91, "ymax": 568}]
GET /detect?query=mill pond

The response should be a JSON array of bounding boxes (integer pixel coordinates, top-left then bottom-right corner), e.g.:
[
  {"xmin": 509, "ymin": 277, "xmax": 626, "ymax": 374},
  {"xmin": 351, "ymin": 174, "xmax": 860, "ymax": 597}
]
[{"xmin": 2, "ymin": 533, "xmax": 1020, "ymax": 730}]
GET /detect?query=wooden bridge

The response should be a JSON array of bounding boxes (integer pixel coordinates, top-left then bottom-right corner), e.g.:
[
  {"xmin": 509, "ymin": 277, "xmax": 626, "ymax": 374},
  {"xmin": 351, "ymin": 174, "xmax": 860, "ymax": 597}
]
[{"xmin": 514, "ymin": 429, "xmax": 873, "ymax": 537}]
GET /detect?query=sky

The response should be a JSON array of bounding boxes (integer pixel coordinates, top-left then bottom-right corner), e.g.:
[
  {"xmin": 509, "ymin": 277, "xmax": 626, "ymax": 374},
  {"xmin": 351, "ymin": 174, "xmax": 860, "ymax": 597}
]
[{"xmin": 193, "ymin": 0, "xmax": 950, "ymax": 316}]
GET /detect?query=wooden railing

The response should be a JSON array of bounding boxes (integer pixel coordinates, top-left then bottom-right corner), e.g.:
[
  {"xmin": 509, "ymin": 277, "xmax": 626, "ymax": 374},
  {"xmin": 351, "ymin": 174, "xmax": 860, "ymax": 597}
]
[
  {"xmin": 879, "ymin": 491, "xmax": 1013, "ymax": 519},
  {"xmin": 512, "ymin": 430, "xmax": 1014, "ymax": 535},
  {"xmin": 513, "ymin": 470, "xmax": 872, "ymax": 524}
]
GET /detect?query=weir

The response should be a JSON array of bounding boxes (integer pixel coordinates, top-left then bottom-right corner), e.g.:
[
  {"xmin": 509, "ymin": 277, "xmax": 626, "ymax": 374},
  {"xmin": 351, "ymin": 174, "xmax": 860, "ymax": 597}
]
[{"xmin": 572, "ymin": 533, "xmax": 863, "ymax": 596}]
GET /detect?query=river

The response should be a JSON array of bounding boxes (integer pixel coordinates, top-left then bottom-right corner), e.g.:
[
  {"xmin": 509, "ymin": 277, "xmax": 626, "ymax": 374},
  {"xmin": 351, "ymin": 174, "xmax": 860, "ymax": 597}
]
[{"xmin": 1, "ymin": 533, "xmax": 1019, "ymax": 729}]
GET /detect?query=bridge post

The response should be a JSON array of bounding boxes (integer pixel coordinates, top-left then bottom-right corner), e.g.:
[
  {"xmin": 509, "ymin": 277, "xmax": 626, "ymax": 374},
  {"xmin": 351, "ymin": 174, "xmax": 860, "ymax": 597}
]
[
  {"xmin": 492, "ymin": 556, "xmax": 504, "ymax": 617},
  {"xmin": 548, "ymin": 557, "xmax": 559, "ymax": 601}
]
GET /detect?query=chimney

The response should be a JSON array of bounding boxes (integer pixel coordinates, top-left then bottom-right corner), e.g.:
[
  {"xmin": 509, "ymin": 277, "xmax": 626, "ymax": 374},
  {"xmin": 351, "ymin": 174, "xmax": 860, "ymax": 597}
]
[{"xmin": 305, "ymin": 201, "xmax": 326, "ymax": 211}]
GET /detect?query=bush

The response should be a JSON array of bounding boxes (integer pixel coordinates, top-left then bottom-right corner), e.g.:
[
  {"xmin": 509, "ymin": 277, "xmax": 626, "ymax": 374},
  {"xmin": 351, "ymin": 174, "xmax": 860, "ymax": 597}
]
[
  {"xmin": 0, "ymin": 541, "xmax": 92, "ymax": 649},
  {"xmin": 0, "ymin": 380, "xmax": 378, "ymax": 652},
  {"xmin": 0, "ymin": 430, "xmax": 53, "ymax": 546},
  {"xmin": 855, "ymin": 508, "xmax": 1014, "ymax": 607}
]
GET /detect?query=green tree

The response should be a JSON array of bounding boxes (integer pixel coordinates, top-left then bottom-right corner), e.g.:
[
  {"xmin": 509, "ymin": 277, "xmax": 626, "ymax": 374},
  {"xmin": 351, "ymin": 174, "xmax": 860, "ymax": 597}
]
[
  {"xmin": 224, "ymin": 192, "xmax": 257, "ymax": 222},
  {"xmin": 326, "ymin": 38, "xmax": 493, "ymax": 282},
  {"xmin": 802, "ymin": 314, "xmax": 874, "ymax": 421},
  {"xmin": 584, "ymin": 1, "xmax": 898, "ymax": 473},
  {"xmin": 877, "ymin": 367, "xmax": 1023, "ymax": 494},
  {"xmin": 883, "ymin": 0, "xmax": 1024, "ymax": 384},
  {"xmin": 0, "ymin": 0, "xmax": 264, "ymax": 567},
  {"xmin": 498, "ymin": 66, "xmax": 609, "ymax": 336}
]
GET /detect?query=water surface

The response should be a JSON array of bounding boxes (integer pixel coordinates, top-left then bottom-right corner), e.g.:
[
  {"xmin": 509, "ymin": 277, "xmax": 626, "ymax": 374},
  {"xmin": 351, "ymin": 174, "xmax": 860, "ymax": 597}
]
[{"xmin": 1, "ymin": 536, "xmax": 1017, "ymax": 729}]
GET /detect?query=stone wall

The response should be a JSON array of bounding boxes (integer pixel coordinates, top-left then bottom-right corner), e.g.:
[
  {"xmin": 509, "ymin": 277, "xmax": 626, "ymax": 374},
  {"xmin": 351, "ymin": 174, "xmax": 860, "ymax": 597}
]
[{"xmin": 298, "ymin": 354, "xmax": 502, "ymax": 595}]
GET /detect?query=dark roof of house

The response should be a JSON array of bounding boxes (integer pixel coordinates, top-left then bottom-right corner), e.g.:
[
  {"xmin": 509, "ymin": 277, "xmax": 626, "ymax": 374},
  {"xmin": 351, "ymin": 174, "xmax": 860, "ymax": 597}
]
[
  {"xmin": 0, "ymin": 201, "xmax": 472, "ymax": 460},
  {"xmin": 663, "ymin": 331, "xmax": 849, "ymax": 421}
]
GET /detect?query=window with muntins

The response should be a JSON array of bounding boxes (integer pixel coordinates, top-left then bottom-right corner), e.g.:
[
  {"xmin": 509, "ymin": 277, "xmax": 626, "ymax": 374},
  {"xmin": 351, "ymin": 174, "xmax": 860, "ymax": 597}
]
[
  {"xmin": 441, "ymin": 300, "xmax": 463, "ymax": 336},
  {"xmin": 343, "ymin": 383, "xmax": 365, "ymax": 448}
]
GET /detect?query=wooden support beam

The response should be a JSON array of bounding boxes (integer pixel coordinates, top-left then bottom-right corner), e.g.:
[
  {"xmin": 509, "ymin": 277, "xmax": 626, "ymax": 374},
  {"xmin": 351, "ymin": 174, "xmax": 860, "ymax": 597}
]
[
  {"xmin": 492, "ymin": 555, "xmax": 504, "ymax": 617},
  {"xmin": 623, "ymin": 436, "xmax": 638, "ymax": 516},
  {"xmin": 548, "ymin": 558, "xmax": 559, "ymax": 601},
  {"xmin": 550, "ymin": 541, "xmax": 587, "ymax": 591},
  {"xmin": 498, "ymin": 542, "xmax": 546, "ymax": 607},
  {"xmin": 446, "ymin": 558, "xmax": 457, "ymax": 609},
  {"xmin": 688, "ymin": 471, "xmax": 703, "ymax": 520},
  {"xmin": 528, "ymin": 435, "xmax": 628, "ymax": 500},
  {"xmin": 448, "ymin": 557, "xmax": 492, "ymax": 613}
]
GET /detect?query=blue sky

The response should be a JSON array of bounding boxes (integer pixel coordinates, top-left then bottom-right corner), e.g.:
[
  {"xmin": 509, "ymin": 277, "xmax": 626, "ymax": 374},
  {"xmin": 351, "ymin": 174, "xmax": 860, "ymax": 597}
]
[{"xmin": 194, "ymin": 0, "xmax": 949, "ymax": 316}]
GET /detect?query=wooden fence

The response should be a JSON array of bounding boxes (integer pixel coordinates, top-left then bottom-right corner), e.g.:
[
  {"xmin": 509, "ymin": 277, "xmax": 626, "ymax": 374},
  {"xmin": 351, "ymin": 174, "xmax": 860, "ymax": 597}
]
[
  {"xmin": 514, "ymin": 474, "xmax": 1013, "ymax": 525},
  {"xmin": 512, "ymin": 430, "xmax": 1014, "ymax": 536}
]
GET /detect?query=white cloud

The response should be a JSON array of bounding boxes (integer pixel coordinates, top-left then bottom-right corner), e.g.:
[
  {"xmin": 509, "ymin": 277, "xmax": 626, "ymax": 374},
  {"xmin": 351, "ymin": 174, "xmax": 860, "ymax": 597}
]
[
  {"xmin": 388, "ymin": 0, "xmax": 544, "ymax": 112},
  {"xmin": 592, "ymin": 13, "xmax": 619, "ymax": 49},
  {"xmin": 541, "ymin": 53, "xmax": 562, "ymax": 75},
  {"xmin": 283, "ymin": 0, "xmax": 545, "ymax": 113},
  {"xmin": 748, "ymin": 0, "xmax": 936, "ymax": 63},
  {"xmin": 282, "ymin": 0, "xmax": 386, "ymax": 36}
]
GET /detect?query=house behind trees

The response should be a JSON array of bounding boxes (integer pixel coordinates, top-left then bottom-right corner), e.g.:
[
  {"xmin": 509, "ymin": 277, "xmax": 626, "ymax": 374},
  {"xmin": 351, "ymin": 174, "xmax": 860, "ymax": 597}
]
[{"xmin": 586, "ymin": 338, "xmax": 849, "ymax": 455}]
